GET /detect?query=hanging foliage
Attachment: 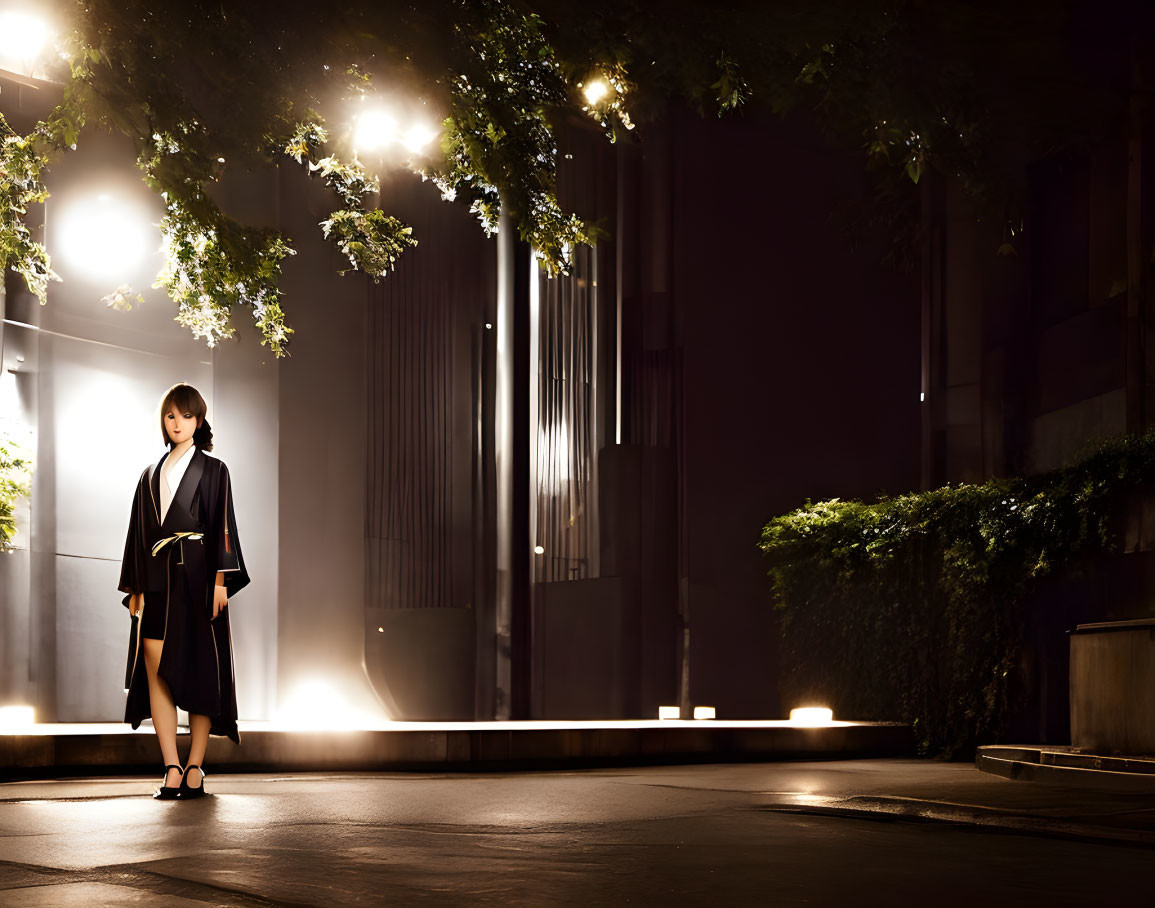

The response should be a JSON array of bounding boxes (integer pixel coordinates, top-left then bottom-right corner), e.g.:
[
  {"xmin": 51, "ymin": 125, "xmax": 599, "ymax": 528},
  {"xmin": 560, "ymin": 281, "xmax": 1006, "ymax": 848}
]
[
  {"xmin": 426, "ymin": 0, "xmax": 594, "ymax": 275},
  {"xmin": 0, "ymin": 433, "xmax": 31, "ymax": 552},
  {"xmin": 0, "ymin": 113, "xmax": 69, "ymax": 305},
  {"xmin": 0, "ymin": 0, "xmax": 1145, "ymax": 353},
  {"xmin": 286, "ymin": 120, "xmax": 419, "ymax": 279}
]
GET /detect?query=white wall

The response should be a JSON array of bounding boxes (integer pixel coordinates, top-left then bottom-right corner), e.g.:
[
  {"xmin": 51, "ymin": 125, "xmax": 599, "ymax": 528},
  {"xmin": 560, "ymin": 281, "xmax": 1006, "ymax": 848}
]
[{"xmin": 0, "ymin": 126, "xmax": 280, "ymax": 724}]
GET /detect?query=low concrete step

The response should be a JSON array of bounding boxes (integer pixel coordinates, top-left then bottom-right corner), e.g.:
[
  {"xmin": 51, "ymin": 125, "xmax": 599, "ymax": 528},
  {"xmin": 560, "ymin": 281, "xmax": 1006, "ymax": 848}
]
[
  {"xmin": 2, "ymin": 720, "xmax": 914, "ymax": 780},
  {"xmin": 977, "ymin": 744, "xmax": 1155, "ymax": 793},
  {"xmin": 1040, "ymin": 749, "xmax": 1155, "ymax": 774}
]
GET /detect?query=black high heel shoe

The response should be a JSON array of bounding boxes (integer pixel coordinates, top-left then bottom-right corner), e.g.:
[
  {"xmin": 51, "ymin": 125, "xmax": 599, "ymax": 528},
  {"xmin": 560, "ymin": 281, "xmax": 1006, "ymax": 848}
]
[
  {"xmin": 178, "ymin": 764, "xmax": 207, "ymax": 799},
  {"xmin": 153, "ymin": 764, "xmax": 184, "ymax": 800}
]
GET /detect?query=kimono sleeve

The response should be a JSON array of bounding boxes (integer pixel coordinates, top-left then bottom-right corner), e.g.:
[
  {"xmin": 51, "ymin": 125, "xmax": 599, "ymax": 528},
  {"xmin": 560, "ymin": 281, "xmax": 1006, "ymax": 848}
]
[
  {"xmin": 118, "ymin": 469, "xmax": 149, "ymax": 609},
  {"xmin": 215, "ymin": 462, "xmax": 250, "ymax": 599}
]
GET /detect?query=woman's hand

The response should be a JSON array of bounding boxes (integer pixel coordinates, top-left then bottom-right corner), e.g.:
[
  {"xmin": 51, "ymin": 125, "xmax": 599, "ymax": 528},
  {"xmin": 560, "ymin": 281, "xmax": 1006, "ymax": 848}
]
[
  {"xmin": 129, "ymin": 592, "xmax": 144, "ymax": 617},
  {"xmin": 212, "ymin": 584, "xmax": 228, "ymax": 620}
]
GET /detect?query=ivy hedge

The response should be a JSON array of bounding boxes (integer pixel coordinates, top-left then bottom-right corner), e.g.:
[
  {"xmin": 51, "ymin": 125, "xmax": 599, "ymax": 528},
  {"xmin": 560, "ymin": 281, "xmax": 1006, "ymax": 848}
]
[{"xmin": 759, "ymin": 429, "xmax": 1155, "ymax": 758}]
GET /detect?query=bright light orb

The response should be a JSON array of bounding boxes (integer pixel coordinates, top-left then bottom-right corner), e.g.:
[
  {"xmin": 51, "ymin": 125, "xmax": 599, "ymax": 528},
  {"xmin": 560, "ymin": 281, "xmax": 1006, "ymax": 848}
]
[
  {"xmin": 582, "ymin": 79, "xmax": 610, "ymax": 105},
  {"xmin": 354, "ymin": 109, "xmax": 399, "ymax": 153},
  {"xmin": 693, "ymin": 706, "xmax": 716, "ymax": 720},
  {"xmin": 789, "ymin": 707, "xmax": 834, "ymax": 726},
  {"xmin": 658, "ymin": 706, "xmax": 680, "ymax": 720},
  {"xmin": 0, "ymin": 11, "xmax": 54, "ymax": 77},
  {"xmin": 57, "ymin": 194, "xmax": 153, "ymax": 282},
  {"xmin": 402, "ymin": 122, "xmax": 439, "ymax": 154}
]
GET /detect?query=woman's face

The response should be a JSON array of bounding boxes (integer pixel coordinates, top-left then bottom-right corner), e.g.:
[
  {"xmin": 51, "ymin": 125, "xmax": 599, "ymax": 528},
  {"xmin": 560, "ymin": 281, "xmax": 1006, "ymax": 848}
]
[{"xmin": 164, "ymin": 405, "xmax": 198, "ymax": 445}]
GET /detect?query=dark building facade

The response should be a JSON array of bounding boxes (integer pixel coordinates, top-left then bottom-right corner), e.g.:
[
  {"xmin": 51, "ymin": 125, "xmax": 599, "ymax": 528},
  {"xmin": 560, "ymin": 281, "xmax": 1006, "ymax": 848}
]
[
  {"xmin": 918, "ymin": 59, "xmax": 1155, "ymax": 741},
  {"xmin": 0, "ymin": 69, "xmax": 935, "ymax": 727}
]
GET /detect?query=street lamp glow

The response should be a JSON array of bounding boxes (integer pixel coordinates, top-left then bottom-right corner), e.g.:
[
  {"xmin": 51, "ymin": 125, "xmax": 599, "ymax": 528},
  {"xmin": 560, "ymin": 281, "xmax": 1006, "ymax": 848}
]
[
  {"xmin": 353, "ymin": 109, "xmax": 398, "ymax": 153},
  {"xmin": 0, "ymin": 11, "xmax": 53, "ymax": 77},
  {"xmin": 582, "ymin": 79, "xmax": 610, "ymax": 105},
  {"xmin": 57, "ymin": 193, "xmax": 153, "ymax": 282},
  {"xmin": 402, "ymin": 122, "xmax": 439, "ymax": 154}
]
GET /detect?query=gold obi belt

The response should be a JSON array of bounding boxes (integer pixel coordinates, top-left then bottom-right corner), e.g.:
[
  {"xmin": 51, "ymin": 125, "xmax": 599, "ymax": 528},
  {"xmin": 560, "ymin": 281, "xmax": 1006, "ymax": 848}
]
[{"xmin": 151, "ymin": 531, "xmax": 205, "ymax": 563}]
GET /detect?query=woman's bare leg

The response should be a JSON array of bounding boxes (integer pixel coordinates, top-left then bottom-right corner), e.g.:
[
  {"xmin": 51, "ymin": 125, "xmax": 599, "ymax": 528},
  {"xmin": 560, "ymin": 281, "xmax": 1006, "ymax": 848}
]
[
  {"xmin": 186, "ymin": 714, "xmax": 210, "ymax": 788},
  {"xmin": 143, "ymin": 638, "xmax": 182, "ymax": 787}
]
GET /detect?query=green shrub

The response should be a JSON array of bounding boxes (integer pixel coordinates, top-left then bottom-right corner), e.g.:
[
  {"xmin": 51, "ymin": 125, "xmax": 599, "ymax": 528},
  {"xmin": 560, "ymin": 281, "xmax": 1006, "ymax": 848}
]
[{"xmin": 759, "ymin": 429, "xmax": 1155, "ymax": 757}]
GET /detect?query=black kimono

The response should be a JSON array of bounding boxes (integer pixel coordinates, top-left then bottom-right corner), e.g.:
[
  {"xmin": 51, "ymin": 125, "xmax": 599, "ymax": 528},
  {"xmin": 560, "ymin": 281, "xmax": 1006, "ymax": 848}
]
[{"xmin": 118, "ymin": 446, "xmax": 249, "ymax": 744}]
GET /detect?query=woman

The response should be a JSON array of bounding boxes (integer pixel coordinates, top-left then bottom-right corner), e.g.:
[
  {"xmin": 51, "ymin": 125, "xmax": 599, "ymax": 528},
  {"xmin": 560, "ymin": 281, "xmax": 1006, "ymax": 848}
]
[{"xmin": 118, "ymin": 382, "xmax": 249, "ymax": 800}]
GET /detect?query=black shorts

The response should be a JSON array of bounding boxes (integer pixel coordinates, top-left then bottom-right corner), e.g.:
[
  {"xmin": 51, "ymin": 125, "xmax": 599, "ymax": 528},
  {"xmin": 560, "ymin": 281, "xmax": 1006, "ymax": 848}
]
[{"xmin": 140, "ymin": 590, "xmax": 168, "ymax": 641}]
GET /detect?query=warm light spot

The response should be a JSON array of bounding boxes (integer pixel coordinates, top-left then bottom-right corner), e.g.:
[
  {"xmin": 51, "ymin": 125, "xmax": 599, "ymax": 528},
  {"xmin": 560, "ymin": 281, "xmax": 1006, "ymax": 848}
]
[
  {"xmin": 582, "ymin": 79, "xmax": 610, "ymax": 105},
  {"xmin": 534, "ymin": 545, "xmax": 545, "ymax": 555},
  {"xmin": 0, "ymin": 11, "xmax": 54, "ymax": 77},
  {"xmin": 789, "ymin": 707, "xmax": 834, "ymax": 726},
  {"xmin": 658, "ymin": 706, "xmax": 680, "ymax": 720},
  {"xmin": 402, "ymin": 122, "xmax": 439, "ymax": 154},
  {"xmin": 0, "ymin": 705, "xmax": 35, "ymax": 730},
  {"xmin": 693, "ymin": 706, "xmax": 716, "ymax": 720},
  {"xmin": 353, "ymin": 109, "xmax": 398, "ymax": 153},
  {"xmin": 57, "ymin": 193, "xmax": 153, "ymax": 282},
  {"xmin": 275, "ymin": 679, "xmax": 383, "ymax": 730}
]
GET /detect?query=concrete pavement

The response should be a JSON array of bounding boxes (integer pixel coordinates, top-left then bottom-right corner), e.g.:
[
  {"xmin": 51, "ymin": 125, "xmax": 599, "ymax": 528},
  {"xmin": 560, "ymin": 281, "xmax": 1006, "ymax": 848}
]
[{"xmin": 3, "ymin": 759, "xmax": 1155, "ymax": 905}]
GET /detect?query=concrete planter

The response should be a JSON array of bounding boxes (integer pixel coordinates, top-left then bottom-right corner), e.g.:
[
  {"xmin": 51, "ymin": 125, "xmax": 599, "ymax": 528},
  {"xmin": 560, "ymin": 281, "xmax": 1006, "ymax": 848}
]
[{"xmin": 1070, "ymin": 618, "xmax": 1155, "ymax": 754}]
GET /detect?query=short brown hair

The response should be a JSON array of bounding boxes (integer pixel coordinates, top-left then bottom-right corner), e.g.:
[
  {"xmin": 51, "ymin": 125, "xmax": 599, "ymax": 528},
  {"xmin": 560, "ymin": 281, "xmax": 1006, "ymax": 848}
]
[{"xmin": 158, "ymin": 383, "xmax": 212, "ymax": 450}]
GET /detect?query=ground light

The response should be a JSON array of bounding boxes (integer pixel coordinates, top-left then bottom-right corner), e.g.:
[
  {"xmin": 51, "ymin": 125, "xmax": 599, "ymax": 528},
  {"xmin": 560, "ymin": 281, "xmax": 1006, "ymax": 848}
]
[
  {"xmin": 658, "ymin": 706, "xmax": 679, "ymax": 719},
  {"xmin": 693, "ymin": 706, "xmax": 716, "ymax": 720},
  {"xmin": 56, "ymin": 193, "xmax": 153, "ymax": 283},
  {"xmin": 0, "ymin": 705, "xmax": 35, "ymax": 730},
  {"xmin": 789, "ymin": 707, "xmax": 835, "ymax": 726},
  {"xmin": 274, "ymin": 678, "xmax": 388, "ymax": 730}
]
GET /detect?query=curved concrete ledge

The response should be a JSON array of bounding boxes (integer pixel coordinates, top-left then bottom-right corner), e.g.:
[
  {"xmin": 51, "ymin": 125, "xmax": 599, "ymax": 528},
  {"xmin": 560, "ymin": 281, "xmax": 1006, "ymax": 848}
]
[
  {"xmin": 977, "ymin": 745, "xmax": 1155, "ymax": 793},
  {"xmin": 1, "ymin": 720, "xmax": 913, "ymax": 779}
]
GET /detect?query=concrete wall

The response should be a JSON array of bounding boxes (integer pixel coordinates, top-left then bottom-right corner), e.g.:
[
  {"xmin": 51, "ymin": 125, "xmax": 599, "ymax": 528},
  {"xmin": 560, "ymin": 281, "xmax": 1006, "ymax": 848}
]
[
  {"xmin": 926, "ymin": 120, "xmax": 1155, "ymax": 744},
  {"xmin": 529, "ymin": 107, "xmax": 924, "ymax": 722},
  {"xmin": 0, "ymin": 117, "xmax": 279, "ymax": 724},
  {"xmin": 0, "ymin": 76, "xmax": 490, "ymax": 726},
  {"xmin": 271, "ymin": 166, "xmax": 381, "ymax": 721},
  {"xmin": 670, "ymin": 107, "xmax": 922, "ymax": 718},
  {"xmin": 2, "ymin": 82, "xmax": 934, "ymax": 729}
]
